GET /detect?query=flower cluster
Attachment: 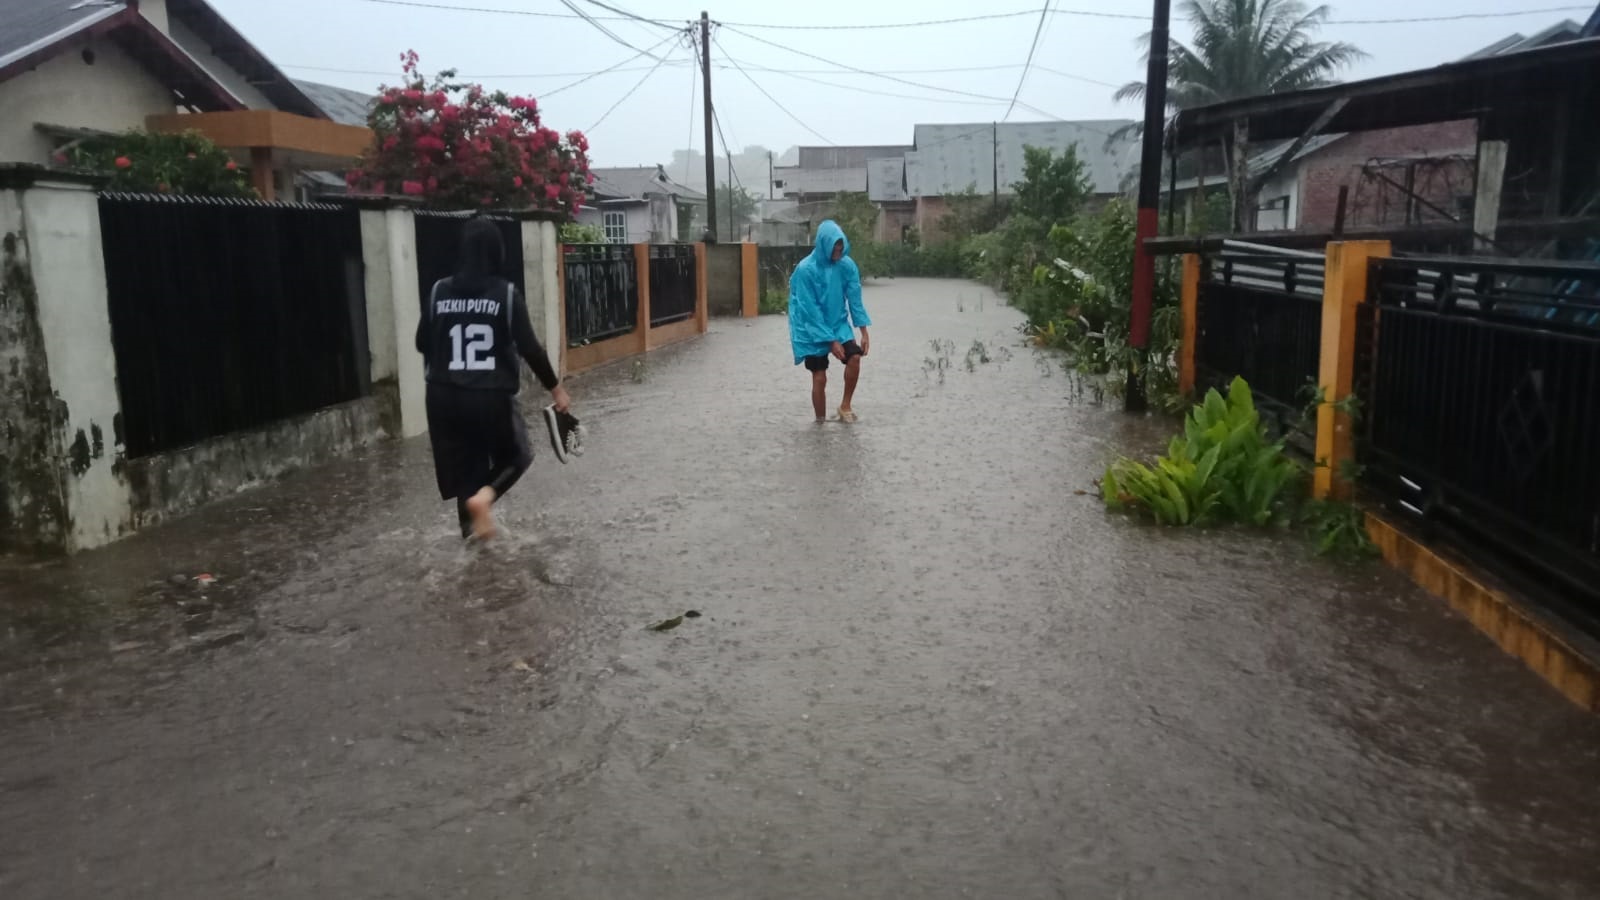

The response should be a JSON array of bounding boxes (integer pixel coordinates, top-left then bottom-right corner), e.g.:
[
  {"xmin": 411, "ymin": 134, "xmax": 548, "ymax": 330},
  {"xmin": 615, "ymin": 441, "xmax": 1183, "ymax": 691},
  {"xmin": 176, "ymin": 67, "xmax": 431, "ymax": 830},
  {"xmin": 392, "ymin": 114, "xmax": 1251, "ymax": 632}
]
[{"xmin": 346, "ymin": 51, "xmax": 593, "ymax": 215}]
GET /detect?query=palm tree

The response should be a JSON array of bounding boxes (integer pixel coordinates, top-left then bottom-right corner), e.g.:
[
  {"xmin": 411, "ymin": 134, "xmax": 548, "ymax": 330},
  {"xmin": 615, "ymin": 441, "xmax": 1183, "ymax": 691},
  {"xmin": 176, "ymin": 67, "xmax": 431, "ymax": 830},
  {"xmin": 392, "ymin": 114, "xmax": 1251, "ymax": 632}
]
[{"xmin": 1116, "ymin": 0, "xmax": 1364, "ymax": 230}]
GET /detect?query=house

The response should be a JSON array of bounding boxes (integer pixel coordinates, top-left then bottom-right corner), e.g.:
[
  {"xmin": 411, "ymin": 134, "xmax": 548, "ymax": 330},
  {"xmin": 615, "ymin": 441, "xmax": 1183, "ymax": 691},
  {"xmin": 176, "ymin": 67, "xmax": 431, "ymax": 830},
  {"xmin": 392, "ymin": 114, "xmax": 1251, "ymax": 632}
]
[
  {"xmin": 770, "ymin": 166, "xmax": 867, "ymax": 205},
  {"xmin": 292, "ymin": 79, "xmax": 377, "ymax": 199},
  {"xmin": 1167, "ymin": 17, "xmax": 1600, "ymax": 255},
  {"xmin": 581, "ymin": 165, "xmax": 706, "ymax": 243},
  {"xmin": 0, "ymin": 0, "xmax": 371, "ymax": 201},
  {"xmin": 900, "ymin": 120, "xmax": 1141, "ymax": 241}
]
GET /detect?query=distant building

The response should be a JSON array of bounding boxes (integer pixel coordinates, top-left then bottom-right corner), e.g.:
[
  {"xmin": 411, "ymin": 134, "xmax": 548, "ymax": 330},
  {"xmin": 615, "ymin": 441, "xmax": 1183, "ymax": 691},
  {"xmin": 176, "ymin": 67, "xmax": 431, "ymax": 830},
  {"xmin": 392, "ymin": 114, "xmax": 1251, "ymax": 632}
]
[{"xmin": 582, "ymin": 165, "xmax": 706, "ymax": 243}]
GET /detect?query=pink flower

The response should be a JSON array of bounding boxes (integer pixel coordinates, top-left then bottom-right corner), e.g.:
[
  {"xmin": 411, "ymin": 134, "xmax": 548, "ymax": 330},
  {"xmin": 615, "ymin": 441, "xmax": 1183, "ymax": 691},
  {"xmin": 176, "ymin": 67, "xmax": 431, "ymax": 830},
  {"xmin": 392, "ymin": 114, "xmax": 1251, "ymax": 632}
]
[
  {"xmin": 585, "ymin": 171, "xmax": 595, "ymax": 185},
  {"xmin": 402, "ymin": 180, "xmax": 425, "ymax": 196},
  {"xmin": 512, "ymin": 176, "xmax": 523, "ymax": 188},
  {"xmin": 402, "ymin": 89, "xmax": 423, "ymax": 103},
  {"xmin": 114, "ymin": 156, "xmax": 132, "ymax": 169},
  {"xmin": 225, "ymin": 160, "xmax": 238, "ymax": 171},
  {"xmin": 544, "ymin": 184, "xmax": 560, "ymax": 201}
]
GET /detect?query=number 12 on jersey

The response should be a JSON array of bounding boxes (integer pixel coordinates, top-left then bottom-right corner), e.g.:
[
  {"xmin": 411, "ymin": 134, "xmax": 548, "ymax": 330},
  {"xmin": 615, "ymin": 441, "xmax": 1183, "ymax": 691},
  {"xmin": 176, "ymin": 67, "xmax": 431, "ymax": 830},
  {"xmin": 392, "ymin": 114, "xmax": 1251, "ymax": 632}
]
[{"xmin": 449, "ymin": 324, "xmax": 495, "ymax": 371}]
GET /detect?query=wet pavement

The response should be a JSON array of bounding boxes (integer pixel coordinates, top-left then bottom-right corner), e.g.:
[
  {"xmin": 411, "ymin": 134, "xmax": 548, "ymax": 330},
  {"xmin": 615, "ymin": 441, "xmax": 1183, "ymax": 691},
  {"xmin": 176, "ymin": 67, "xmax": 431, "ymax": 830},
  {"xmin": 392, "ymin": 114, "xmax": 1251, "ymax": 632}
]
[{"xmin": 3, "ymin": 278, "xmax": 1599, "ymax": 899}]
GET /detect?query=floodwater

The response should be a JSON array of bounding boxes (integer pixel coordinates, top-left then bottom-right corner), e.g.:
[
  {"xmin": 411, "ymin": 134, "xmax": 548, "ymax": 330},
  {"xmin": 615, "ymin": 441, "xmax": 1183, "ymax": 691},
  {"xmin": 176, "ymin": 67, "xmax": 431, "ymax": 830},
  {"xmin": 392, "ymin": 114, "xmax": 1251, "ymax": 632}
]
[{"xmin": 2, "ymin": 278, "xmax": 1598, "ymax": 899}]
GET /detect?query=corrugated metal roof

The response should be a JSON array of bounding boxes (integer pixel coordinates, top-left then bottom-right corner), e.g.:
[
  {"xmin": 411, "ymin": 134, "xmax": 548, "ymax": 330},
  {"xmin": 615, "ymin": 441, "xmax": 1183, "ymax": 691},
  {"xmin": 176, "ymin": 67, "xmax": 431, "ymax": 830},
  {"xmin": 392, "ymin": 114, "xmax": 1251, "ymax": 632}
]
[
  {"xmin": 905, "ymin": 120, "xmax": 1138, "ymax": 197},
  {"xmin": 589, "ymin": 165, "xmax": 705, "ymax": 203},
  {"xmin": 867, "ymin": 157, "xmax": 907, "ymax": 202},
  {"xmin": 0, "ymin": 0, "xmax": 127, "ymax": 71},
  {"xmin": 771, "ymin": 166, "xmax": 866, "ymax": 197},
  {"xmin": 293, "ymin": 80, "xmax": 374, "ymax": 128}
]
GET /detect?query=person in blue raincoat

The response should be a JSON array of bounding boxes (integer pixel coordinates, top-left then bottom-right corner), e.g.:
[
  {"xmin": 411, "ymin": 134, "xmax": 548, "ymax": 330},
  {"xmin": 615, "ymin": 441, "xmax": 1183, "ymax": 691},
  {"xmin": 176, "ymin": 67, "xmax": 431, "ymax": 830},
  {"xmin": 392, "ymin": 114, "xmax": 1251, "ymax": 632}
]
[{"xmin": 788, "ymin": 220, "xmax": 872, "ymax": 422}]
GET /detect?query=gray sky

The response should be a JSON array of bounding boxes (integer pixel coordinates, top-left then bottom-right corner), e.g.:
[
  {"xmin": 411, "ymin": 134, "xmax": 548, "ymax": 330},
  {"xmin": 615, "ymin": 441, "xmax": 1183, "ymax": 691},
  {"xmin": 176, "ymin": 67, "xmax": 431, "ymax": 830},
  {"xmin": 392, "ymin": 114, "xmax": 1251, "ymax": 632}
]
[{"xmin": 211, "ymin": 0, "xmax": 1588, "ymax": 168}]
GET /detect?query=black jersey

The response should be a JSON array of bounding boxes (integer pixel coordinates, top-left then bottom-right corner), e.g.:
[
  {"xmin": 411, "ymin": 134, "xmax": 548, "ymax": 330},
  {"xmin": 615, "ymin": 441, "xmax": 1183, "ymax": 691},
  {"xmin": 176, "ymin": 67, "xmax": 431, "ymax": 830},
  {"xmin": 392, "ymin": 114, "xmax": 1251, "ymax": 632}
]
[{"xmin": 419, "ymin": 276, "xmax": 560, "ymax": 393}]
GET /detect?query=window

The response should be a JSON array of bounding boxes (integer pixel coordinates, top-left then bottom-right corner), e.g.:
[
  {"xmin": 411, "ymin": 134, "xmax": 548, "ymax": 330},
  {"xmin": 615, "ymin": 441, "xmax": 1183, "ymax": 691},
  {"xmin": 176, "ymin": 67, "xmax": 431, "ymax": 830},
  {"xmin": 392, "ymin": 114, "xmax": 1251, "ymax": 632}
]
[{"xmin": 603, "ymin": 211, "xmax": 627, "ymax": 244}]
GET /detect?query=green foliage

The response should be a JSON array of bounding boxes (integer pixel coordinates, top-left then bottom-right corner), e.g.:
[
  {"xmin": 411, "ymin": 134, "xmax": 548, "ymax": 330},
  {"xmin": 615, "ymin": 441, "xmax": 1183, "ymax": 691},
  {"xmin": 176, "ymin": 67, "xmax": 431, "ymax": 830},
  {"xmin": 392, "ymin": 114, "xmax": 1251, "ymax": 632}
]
[
  {"xmin": 939, "ymin": 186, "xmax": 1009, "ymax": 243},
  {"xmin": 759, "ymin": 288, "xmax": 789, "ymax": 315},
  {"xmin": 62, "ymin": 129, "xmax": 254, "ymax": 197},
  {"xmin": 1301, "ymin": 498, "xmax": 1380, "ymax": 561},
  {"xmin": 1104, "ymin": 377, "xmax": 1297, "ymax": 527},
  {"xmin": 1013, "ymin": 145, "xmax": 1091, "ymax": 224},
  {"xmin": 560, "ymin": 222, "xmax": 606, "ymax": 243}
]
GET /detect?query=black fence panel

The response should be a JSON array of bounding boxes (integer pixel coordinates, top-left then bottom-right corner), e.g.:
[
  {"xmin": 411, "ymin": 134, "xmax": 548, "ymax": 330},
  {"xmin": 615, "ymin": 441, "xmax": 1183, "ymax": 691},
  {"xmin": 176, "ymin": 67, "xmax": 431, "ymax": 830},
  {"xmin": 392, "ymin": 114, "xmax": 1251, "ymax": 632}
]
[
  {"xmin": 757, "ymin": 245, "xmax": 810, "ymax": 302},
  {"xmin": 649, "ymin": 244, "xmax": 696, "ymax": 326},
  {"xmin": 1194, "ymin": 254, "xmax": 1325, "ymax": 444},
  {"xmin": 98, "ymin": 194, "xmax": 367, "ymax": 458},
  {"xmin": 415, "ymin": 212, "xmax": 524, "ymax": 303},
  {"xmin": 1361, "ymin": 255, "xmax": 1600, "ymax": 621},
  {"xmin": 563, "ymin": 243, "xmax": 636, "ymax": 345}
]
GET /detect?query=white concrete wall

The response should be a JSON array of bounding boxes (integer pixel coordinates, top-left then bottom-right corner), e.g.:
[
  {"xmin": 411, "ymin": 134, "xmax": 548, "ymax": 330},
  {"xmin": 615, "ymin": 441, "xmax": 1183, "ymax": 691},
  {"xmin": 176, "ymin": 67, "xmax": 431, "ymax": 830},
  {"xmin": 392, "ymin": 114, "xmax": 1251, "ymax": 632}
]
[
  {"xmin": 359, "ymin": 209, "xmax": 399, "ymax": 385},
  {"xmin": 380, "ymin": 209, "xmax": 426, "ymax": 437},
  {"xmin": 19, "ymin": 181, "xmax": 132, "ymax": 550},
  {"xmin": 1254, "ymin": 168, "xmax": 1300, "ymax": 231},
  {"xmin": 0, "ymin": 43, "xmax": 176, "ymax": 164},
  {"xmin": 522, "ymin": 219, "xmax": 564, "ymax": 377},
  {"xmin": 165, "ymin": 19, "xmax": 269, "ymax": 110}
]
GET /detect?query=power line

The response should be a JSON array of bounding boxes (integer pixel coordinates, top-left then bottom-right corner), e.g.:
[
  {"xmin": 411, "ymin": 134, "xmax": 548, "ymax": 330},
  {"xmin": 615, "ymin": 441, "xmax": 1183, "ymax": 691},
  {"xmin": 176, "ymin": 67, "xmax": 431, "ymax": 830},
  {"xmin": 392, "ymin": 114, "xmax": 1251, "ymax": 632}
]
[
  {"xmin": 717, "ymin": 24, "xmax": 1065, "ymax": 120},
  {"xmin": 282, "ymin": 61, "xmax": 692, "ymax": 79},
  {"xmin": 712, "ymin": 37, "xmax": 835, "ymax": 145},
  {"xmin": 575, "ymin": 0, "xmax": 680, "ymax": 30},
  {"xmin": 557, "ymin": 0, "xmax": 667, "ymax": 60},
  {"xmin": 731, "ymin": 63, "xmax": 1001, "ymax": 107},
  {"xmin": 1005, "ymin": 0, "xmax": 1052, "ymax": 122},
  {"xmin": 587, "ymin": 38, "xmax": 683, "ymax": 132},
  {"xmin": 544, "ymin": 30, "xmax": 683, "ymax": 98},
  {"xmin": 348, "ymin": 0, "xmax": 1592, "ymax": 28},
  {"xmin": 683, "ymin": 39, "xmax": 698, "ymax": 184}
]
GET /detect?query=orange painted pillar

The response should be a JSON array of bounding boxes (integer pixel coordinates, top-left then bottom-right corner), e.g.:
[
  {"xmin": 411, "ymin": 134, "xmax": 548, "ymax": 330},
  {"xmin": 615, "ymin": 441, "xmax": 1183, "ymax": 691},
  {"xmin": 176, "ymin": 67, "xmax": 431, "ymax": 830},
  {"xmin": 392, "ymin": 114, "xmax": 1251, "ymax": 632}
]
[
  {"xmin": 741, "ymin": 242, "xmax": 759, "ymax": 318},
  {"xmin": 635, "ymin": 243, "xmax": 652, "ymax": 352},
  {"xmin": 1314, "ymin": 240, "xmax": 1390, "ymax": 501},
  {"xmin": 1178, "ymin": 253, "xmax": 1201, "ymax": 397},
  {"xmin": 694, "ymin": 242, "xmax": 709, "ymax": 333}
]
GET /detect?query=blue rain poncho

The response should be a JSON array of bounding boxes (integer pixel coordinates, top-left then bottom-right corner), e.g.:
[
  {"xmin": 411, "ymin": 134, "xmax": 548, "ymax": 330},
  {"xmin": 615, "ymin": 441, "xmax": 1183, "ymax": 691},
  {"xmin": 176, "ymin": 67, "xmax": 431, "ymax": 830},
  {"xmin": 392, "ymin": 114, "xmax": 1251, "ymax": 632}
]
[{"xmin": 788, "ymin": 219, "xmax": 871, "ymax": 365}]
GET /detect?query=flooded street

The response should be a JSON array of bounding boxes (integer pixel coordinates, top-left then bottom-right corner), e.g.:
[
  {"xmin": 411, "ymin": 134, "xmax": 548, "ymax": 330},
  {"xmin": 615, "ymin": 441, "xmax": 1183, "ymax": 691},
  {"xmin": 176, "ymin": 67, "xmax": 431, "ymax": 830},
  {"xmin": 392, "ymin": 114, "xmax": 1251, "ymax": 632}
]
[{"xmin": 3, "ymin": 278, "xmax": 1599, "ymax": 898}]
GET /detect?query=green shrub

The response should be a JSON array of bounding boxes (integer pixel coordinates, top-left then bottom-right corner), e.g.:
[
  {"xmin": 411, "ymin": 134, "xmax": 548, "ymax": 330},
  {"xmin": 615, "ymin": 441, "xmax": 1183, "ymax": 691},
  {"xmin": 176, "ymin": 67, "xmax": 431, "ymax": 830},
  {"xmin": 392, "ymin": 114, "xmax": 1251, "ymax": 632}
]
[
  {"xmin": 560, "ymin": 222, "xmax": 606, "ymax": 243},
  {"xmin": 62, "ymin": 129, "xmax": 254, "ymax": 197},
  {"xmin": 759, "ymin": 288, "xmax": 788, "ymax": 315},
  {"xmin": 1103, "ymin": 377, "xmax": 1298, "ymax": 527}
]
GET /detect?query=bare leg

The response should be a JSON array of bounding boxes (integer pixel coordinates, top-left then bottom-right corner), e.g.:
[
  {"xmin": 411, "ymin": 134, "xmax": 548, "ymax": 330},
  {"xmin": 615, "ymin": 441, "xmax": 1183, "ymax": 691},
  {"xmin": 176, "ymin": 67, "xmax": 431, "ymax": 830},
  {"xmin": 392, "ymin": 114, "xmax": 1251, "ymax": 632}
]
[
  {"xmin": 840, "ymin": 354, "xmax": 861, "ymax": 416},
  {"xmin": 463, "ymin": 486, "xmax": 498, "ymax": 540},
  {"xmin": 811, "ymin": 370, "xmax": 828, "ymax": 421}
]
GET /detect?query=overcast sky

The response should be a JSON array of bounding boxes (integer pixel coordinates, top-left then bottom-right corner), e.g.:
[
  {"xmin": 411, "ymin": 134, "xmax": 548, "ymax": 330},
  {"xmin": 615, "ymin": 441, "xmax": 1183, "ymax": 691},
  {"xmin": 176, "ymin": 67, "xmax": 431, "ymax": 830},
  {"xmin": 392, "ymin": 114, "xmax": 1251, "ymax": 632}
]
[{"xmin": 209, "ymin": 0, "xmax": 1587, "ymax": 168}]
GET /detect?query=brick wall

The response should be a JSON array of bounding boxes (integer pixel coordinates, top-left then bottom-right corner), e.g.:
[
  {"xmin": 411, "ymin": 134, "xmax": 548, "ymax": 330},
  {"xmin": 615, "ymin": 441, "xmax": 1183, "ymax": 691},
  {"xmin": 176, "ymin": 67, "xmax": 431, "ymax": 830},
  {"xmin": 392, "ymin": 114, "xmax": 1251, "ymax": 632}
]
[
  {"xmin": 1295, "ymin": 121, "xmax": 1478, "ymax": 232},
  {"xmin": 913, "ymin": 196, "xmax": 952, "ymax": 243}
]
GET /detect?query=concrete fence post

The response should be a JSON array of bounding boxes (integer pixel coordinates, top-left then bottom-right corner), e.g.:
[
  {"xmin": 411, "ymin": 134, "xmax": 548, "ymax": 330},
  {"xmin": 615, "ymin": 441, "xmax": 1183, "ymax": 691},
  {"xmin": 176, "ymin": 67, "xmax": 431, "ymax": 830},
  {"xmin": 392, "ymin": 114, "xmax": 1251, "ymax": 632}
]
[
  {"xmin": 356, "ymin": 200, "xmax": 426, "ymax": 438},
  {"xmin": 694, "ymin": 242, "xmax": 709, "ymax": 334},
  {"xmin": 1315, "ymin": 239, "xmax": 1390, "ymax": 501},
  {"xmin": 1178, "ymin": 253, "xmax": 1202, "ymax": 397},
  {"xmin": 635, "ymin": 243, "xmax": 653, "ymax": 351},
  {"xmin": 0, "ymin": 170, "xmax": 131, "ymax": 552},
  {"xmin": 520, "ymin": 217, "xmax": 563, "ymax": 378},
  {"xmin": 741, "ymin": 242, "xmax": 759, "ymax": 318}
]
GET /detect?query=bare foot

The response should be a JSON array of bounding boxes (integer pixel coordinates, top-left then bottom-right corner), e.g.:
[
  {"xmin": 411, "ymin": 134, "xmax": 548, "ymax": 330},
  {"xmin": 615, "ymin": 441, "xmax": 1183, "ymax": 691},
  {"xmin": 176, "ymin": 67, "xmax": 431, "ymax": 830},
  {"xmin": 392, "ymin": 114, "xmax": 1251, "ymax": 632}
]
[
  {"xmin": 837, "ymin": 407, "xmax": 858, "ymax": 423},
  {"xmin": 465, "ymin": 487, "xmax": 497, "ymax": 541}
]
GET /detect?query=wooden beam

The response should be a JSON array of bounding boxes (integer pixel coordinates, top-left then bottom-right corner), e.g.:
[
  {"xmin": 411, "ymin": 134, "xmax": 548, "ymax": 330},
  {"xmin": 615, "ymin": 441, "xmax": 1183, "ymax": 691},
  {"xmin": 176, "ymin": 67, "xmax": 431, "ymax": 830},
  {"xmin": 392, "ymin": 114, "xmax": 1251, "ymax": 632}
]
[
  {"xmin": 1473, "ymin": 140, "xmax": 1508, "ymax": 253},
  {"xmin": 1250, "ymin": 98, "xmax": 1347, "ymax": 192}
]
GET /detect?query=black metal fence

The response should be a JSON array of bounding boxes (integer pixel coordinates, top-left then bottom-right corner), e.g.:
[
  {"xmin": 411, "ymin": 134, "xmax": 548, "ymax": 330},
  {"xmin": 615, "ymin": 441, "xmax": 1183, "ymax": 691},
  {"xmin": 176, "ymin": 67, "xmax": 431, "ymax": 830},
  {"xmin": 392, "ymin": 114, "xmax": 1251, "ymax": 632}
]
[
  {"xmin": 98, "ymin": 194, "xmax": 367, "ymax": 458},
  {"xmin": 414, "ymin": 211, "xmax": 524, "ymax": 303},
  {"xmin": 757, "ymin": 244, "xmax": 810, "ymax": 302},
  {"xmin": 649, "ymin": 243, "xmax": 696, "ymax": 326},
  {"xmin": 563, "ymin": 243, "xmax": 636, "ymax": 346},
  {"xmin": 1194, "ymin": 251, "xmax": 1325, "ymax": 443},
  {"xmin": 1360, "ymin": 255, "xmax": 1600, "ymax": 616}
]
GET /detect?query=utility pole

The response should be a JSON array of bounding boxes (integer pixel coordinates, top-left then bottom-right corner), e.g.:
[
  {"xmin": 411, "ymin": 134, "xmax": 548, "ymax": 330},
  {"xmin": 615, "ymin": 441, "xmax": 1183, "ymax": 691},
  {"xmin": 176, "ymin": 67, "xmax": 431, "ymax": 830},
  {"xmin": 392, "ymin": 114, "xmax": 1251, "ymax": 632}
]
[
  {"xmin": 700, "ymin": 11, "xmax": 718, "ymax": 243},
  {"xmin": 727, "ymin": 149, "xmax": 735, "ymax": 242},
  {"xmin": 768, "ymin": 151, "xmax": 774, "ymax": 200},
  {"xmin": 1125, "ymin": 0, "xmax": 1171, "ymax": 413},
  {"xmin": 992, "ymin": 122, "xmax": 999, "ymax": 214}
]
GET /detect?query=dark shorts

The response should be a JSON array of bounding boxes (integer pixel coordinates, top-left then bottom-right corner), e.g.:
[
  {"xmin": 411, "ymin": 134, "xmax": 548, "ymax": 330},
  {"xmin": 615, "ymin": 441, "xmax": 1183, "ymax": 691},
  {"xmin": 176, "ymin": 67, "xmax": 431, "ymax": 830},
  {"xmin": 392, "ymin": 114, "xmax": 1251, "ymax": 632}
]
[
  {"xmin": 803, "ymin": 340, "xmax": 863, "ymax": 372},
  {"xmin": 424, "ymin": 383, "xmax": 531, "ymax": 501}
]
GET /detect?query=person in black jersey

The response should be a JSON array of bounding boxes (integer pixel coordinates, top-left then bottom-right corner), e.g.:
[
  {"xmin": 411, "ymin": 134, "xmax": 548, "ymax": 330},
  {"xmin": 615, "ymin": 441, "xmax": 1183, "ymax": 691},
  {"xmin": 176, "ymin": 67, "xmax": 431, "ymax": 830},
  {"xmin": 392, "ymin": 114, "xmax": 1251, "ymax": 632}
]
[{"xmin": 418, "ymin": 218, "xmax": 572, "ymax": 540}]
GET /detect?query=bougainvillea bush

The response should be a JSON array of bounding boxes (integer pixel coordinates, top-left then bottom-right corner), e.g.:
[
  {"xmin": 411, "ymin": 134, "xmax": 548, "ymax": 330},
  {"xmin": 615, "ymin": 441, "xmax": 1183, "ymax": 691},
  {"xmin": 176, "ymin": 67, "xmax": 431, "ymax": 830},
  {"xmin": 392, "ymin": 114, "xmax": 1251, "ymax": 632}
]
[
  {"xmin": 60, "ymin": 129, "xmax": 253, "ymax": 197},
  {"xmin": 347, "ymin": 51, "xmax": 592, "ymax": 214}
]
